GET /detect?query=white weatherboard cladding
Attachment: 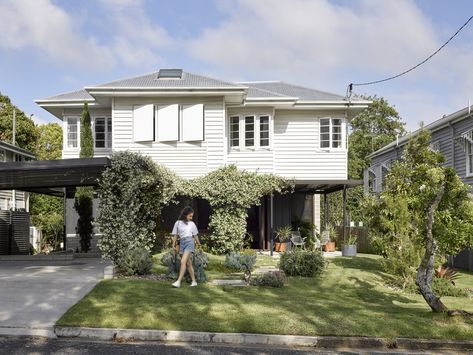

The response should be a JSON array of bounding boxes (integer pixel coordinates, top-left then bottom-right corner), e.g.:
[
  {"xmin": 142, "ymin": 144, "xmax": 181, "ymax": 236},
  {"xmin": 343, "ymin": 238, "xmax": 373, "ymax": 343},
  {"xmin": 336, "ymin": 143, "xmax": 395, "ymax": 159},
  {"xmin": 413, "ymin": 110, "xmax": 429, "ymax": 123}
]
[
  {"xmin": 112, "ymin": 97, "xmax": 225, "ymax": 179},
  {"xmin": 273, "ymin": 110, "xmax": 347, "ymax": 180},
  {"xmin": 182, "ymin": 104, "xmax": 204, "ymax": 141},
  {"xmin": 157, "ymin": 104, "xmax": 179, "ymax": 142},
  {"xmin": 133, "ymin": 104, "xmax": 154, "ymax": 142}
]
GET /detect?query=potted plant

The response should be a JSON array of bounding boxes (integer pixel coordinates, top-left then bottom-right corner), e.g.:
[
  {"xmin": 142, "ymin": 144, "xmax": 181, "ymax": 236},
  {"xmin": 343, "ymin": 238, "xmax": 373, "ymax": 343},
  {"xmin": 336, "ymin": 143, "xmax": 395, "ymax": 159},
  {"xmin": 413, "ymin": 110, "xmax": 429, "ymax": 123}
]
[
  {"xmin": 323, "ymin": 225, "xmax": 337, "ymax": 252},
  {"xmin": 342, "ymin": 234, "xmax": 357, "ymax": 257},
  {"xmin": 274, "ymin": 225, "xmax": 292, "ymax": 252}
]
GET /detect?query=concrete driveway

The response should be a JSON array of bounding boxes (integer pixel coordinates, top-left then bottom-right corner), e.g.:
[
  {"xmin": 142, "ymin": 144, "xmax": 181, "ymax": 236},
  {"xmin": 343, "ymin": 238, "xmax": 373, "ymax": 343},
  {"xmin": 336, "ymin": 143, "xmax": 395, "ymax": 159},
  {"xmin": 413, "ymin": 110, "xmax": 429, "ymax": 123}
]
[{"xmin": 0, "ymin": 258, "xmax": 108, "ymax": 337}]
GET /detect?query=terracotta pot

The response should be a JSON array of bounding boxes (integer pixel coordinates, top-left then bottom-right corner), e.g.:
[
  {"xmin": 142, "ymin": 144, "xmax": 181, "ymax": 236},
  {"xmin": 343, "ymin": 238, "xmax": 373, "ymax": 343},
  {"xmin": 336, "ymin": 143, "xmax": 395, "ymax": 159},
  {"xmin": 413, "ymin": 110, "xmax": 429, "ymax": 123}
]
[
  {"xmin": 274, "ymin": 242, "xmax": 287, "ymax": 252},
  {"xmin": 324, "ymin": 242, "xmax": 336, "ymax": 252}
]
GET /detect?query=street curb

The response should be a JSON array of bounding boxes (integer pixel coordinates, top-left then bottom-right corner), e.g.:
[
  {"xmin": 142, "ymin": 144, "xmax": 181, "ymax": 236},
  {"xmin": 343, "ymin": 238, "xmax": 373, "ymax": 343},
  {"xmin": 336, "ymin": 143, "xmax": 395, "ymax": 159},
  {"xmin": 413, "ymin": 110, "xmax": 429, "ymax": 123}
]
[{"xmin": 54, "ymin": 326, "xmax": 473, "ymax": 350}]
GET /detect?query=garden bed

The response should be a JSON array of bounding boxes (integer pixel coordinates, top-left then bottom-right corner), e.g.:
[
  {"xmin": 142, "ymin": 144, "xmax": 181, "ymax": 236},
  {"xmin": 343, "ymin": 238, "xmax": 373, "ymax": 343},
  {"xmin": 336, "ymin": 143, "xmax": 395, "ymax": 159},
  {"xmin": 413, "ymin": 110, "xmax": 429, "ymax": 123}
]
[{"xmin": 57, "ymin": 254, "xmax": 473, "ymax": 340}]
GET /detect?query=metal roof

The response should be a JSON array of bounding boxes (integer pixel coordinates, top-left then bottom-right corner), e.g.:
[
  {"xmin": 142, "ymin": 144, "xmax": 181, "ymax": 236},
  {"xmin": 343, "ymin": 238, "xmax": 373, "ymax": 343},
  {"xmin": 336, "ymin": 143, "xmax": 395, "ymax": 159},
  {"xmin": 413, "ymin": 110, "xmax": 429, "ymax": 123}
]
[
  {"xmin": 240, "ymin": 81, "xmax": 346, "ymax": 101},
  {"xmin": 369, "ymin": 106, "xmax": 473, "ymax": 158},
  {"xmin": 0, "ymin": 141, "xmax": 35, "ymax": 159},
  {"xmin": 0, "ymin": 158, "xmax": 110, "ymax": 196},
  {"xmin": 39, "ymin": 89, "xmax": 94, "ymax": 102},
  {"xmin": 93, "ymin": 71, "xmax": 246, "ymax": 89}
]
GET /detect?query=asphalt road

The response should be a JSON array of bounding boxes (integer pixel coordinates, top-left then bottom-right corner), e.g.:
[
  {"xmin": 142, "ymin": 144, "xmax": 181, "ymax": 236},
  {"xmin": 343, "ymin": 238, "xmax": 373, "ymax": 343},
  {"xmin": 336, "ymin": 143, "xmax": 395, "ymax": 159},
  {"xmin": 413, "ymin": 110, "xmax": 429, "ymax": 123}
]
[{"xmin": 0, "ymin": 336, "xmax": 467, "ymax": 355}]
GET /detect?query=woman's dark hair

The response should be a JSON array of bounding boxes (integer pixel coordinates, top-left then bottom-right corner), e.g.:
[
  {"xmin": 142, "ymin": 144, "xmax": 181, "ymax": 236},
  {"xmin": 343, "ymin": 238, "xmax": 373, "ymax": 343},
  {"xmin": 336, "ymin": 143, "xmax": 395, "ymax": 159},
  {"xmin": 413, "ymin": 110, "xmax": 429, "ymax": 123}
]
[{"xmin": 178, "ymin": 206, "xmax": 194, "ymax": 224}]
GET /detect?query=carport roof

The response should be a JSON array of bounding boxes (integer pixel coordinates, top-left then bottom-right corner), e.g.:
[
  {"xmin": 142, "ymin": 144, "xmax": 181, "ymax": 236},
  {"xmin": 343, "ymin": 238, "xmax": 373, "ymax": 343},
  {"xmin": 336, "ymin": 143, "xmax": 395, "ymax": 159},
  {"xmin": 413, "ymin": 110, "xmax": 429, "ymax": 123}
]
[
  {"xmin": 294, "ymin": 179, "xmax": 362, "ymax": 194},
  {"xmin": 0, "ymin": 158, "xmax": 111, "ymax": 196}
]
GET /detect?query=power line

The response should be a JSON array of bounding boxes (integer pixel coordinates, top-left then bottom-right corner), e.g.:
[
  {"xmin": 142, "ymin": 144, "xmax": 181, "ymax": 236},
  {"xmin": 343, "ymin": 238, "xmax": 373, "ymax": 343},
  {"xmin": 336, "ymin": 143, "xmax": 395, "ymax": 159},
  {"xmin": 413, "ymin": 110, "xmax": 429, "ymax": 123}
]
[{"xmin": 347, "ymin": 15, "xmax": 473, "ymax": 97}]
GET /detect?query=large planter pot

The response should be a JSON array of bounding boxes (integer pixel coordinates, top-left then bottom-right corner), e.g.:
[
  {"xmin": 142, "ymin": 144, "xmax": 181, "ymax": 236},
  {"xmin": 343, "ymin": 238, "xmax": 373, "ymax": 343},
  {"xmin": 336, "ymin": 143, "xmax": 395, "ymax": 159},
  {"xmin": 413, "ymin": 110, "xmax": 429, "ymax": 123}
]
[
  {"xmin": 324, "ymin": 242, "xmax": 336, "ymax": 252},
  {"xmin": 342, "ymin": 244, "xmax": 357, "ymax": 257},
  {"xmin": 274, "ymin": 242, "xmax": 287, "ymax": 252}
]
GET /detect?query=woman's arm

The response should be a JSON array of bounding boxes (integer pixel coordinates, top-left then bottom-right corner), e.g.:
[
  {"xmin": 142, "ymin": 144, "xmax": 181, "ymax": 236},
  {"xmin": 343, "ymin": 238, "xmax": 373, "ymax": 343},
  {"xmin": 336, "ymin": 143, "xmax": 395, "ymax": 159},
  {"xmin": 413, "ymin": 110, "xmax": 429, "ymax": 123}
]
[
  {"xmin": 172, "ymin": 235, "xmax": 178, "ymax": 249},
  {"xmin": 193, "ymin": 235, "xmax": 201, "ymax": 247}
]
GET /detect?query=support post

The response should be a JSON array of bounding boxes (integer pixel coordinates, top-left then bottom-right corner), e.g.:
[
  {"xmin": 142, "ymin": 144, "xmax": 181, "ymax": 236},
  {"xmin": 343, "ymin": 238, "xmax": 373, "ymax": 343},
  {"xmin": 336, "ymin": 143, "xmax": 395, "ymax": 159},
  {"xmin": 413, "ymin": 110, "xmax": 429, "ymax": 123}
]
[
  {"xmin": 269, "ymin": 193, "xmax": 274, "ymax": 257},
  {"xmin": 342, "ymin": 185, "xmax": 347, "ymax": 244},
  {"xmin": 323, "ymin": 193, "xmax": 329, "ymax": 230},
  {"xmin": 63, "ymin": 188, "xmax": 67, "ymax": 251}
]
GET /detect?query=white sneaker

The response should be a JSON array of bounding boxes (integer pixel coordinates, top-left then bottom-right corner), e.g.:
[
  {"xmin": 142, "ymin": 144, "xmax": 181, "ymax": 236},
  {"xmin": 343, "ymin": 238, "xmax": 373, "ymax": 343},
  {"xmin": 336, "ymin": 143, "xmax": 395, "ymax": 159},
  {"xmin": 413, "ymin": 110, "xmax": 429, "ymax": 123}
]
[
  {"xmin": 190, "ymin": 281, "xmax": 198, "ymax": 287},
  {"xmin": 172, "ymin": 280, "xmax": 181, "ymax": 288}
]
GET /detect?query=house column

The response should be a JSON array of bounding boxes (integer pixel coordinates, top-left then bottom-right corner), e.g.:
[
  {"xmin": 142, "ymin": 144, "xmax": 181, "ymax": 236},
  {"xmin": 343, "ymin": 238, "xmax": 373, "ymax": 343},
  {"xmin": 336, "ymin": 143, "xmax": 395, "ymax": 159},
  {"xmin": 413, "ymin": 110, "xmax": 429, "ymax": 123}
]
[{"xmin": 312, "ymin": 194, "xmax": 321, "ymax": 235}]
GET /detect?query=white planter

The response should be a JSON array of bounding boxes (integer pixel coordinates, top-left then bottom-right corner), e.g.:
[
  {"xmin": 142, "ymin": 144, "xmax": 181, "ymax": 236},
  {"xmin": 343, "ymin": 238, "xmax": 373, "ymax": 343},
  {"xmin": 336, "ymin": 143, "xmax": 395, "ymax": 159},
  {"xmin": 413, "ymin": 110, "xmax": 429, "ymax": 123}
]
[{"xmin": 342, "ymin": 245, "xmax": 357, "ymax": 257}]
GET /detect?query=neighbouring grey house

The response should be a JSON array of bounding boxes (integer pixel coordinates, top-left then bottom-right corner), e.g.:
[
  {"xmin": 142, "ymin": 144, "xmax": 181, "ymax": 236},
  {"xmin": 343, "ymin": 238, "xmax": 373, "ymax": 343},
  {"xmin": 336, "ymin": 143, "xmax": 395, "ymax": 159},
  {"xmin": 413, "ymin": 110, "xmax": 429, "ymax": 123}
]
[
  {"xmin": 0, "ymin": 140, "xmax": 35, "ymax": 255},
  {"xmin": 365, "ymin": 106, "xmax": 473, "ymax": 271},
  {"xmin": 0, "ymin": 140, "xmax": 35, "ymax": 211}
]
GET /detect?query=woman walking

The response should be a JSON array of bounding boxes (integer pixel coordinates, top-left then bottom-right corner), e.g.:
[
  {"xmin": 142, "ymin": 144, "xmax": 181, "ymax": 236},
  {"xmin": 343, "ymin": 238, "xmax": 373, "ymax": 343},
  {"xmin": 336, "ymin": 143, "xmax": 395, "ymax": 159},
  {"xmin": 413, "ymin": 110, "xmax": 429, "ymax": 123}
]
[{"xmin": 171, "ymin": 206, "xmax": 201, "ymax": 288}]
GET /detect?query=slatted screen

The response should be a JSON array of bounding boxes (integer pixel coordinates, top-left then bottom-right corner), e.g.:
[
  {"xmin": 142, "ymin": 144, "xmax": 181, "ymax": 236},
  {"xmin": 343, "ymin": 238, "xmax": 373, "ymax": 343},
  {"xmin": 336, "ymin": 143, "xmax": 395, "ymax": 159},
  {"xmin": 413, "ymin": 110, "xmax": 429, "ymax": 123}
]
[
  {"xmin": 0, "ymin": 211, "xmax": 9, "ymax": 255},
  {"xmin": 0, "ymin": 211, "xmax": 30, "ymax": 255}
]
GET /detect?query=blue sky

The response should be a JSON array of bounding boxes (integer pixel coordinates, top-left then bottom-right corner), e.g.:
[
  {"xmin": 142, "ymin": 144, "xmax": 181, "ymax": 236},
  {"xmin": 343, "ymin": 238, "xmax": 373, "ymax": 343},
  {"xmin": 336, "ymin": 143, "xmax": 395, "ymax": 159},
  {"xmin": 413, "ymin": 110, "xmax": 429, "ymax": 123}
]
[{"xmin": 1, "ymin": 0, "xmax": 473, "ymax": 129}]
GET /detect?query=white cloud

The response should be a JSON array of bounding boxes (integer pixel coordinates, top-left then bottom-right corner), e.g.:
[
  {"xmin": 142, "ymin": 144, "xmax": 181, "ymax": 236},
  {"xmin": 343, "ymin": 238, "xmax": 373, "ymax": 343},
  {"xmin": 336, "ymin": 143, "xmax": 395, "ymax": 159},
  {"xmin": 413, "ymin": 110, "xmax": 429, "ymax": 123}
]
[
  {"xmin": 0, "ymin": 0, "xmax": 172, "ymax": 70},
  {"xmin": 187, "ymin": 0, "xmax": 473, "ymax": 128},
  {"xmin": 0, "ymin": 0, "xmax": 113, "ymax": 69}
]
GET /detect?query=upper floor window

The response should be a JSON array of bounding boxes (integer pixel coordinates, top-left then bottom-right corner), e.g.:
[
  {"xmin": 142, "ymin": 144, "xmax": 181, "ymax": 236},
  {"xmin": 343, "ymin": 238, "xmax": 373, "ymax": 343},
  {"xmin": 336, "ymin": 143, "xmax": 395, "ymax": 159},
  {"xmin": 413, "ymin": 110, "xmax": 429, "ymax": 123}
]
[
  {"xmin": 229, "ymin": 114, "xmax": 271, "ymax": 149},
  {"xmin": 467, "ymin": 141, "xmax": 473, "ymax": 176},
  {"xmin": 260, "ymin": 116, "xmax": 270, "ymax": 147},
  {"xmin": 67, "ymin": 117, "xmax": 78, "ymax": 148},
  {"xmin": 245, "ymin": 116, "xmax": 255, "ymax": 147},
  {"xmin": 94, "ymin": 117, "xmax": 112, "ymax": 148},
  {"xmin": 320, "ymin": 118, "xmax": 343, "ymax": 149},
  {"xmin": 229, "ymin": 116, "xmax": 240, "ymax": 147}
]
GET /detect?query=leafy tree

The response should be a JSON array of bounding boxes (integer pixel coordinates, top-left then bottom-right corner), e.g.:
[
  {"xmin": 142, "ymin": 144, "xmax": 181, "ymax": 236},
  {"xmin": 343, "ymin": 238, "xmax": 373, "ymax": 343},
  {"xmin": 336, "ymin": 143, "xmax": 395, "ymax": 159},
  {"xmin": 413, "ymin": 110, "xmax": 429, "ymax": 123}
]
[
  {"xmin": 183, "ymin": 165, "xmax": 292, "ymax": 254},
  {"xmin": 348, "ymin": 96, "xmax": 405, "ymax": 179},
  {"xmin": 34, "ymin": 123, "xmax": 62, "ymax": 160},
  {"xmin": 0, "ymin": 92, "xmax": 37, "ymax": 152},
  {"xmin": 74, "ymin": 103, "xmax": 94, "ymax": 252},
  {"xmin": 322, "ymin": 97, "xmax": 405, "ymax": 229},
  {"xmin": 364, "ymin": 129, "xmax": 473, "ymax": 314}
]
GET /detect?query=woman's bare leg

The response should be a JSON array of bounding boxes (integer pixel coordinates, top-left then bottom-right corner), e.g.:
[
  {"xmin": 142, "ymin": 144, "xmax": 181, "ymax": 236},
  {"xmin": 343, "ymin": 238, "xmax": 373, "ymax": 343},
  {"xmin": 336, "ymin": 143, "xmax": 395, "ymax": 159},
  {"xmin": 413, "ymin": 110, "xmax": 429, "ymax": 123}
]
[
  {"xmin": 177, "ymin": 251, "xmax": 191, "ymax": 282},
  {"xmin": 186, "ymin": 256, "xmax": 196, "ymax": 283}
]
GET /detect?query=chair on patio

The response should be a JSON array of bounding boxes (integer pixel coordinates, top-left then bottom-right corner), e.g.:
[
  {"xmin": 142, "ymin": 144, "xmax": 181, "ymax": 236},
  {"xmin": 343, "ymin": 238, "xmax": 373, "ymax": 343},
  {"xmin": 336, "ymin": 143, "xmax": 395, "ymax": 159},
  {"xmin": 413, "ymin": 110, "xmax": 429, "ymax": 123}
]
[{"xmin": 290, "ymin": 230, "xmax": 306, "ymax": 249}]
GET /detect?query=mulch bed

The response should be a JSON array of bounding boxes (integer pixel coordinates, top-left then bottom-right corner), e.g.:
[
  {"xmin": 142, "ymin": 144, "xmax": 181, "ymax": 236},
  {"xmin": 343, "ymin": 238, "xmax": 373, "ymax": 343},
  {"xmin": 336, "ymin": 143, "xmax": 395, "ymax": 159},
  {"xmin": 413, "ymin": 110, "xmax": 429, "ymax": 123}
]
[{"xmin": 116, "ymin": 273, "xmax": 168, "ymax": 281}]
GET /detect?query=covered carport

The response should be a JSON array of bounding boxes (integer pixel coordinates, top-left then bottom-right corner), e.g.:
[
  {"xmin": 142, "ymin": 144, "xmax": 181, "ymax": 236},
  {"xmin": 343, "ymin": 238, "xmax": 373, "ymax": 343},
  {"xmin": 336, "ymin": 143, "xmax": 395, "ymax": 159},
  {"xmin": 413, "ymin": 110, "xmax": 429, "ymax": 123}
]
[
  {"xmin": 267, "ymin": 179, "xmax": 362, "ymax": 255},
  {"xmin": 0, "ymin": 158, "xmax": 110, "ymax": 254}
]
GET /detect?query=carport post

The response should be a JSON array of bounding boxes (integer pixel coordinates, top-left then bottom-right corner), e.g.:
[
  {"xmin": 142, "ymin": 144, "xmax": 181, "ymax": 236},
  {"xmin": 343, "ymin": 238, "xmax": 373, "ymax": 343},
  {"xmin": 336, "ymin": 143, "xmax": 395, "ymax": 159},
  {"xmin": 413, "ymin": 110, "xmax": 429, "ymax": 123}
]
[
  {"xmin": 269, "ymin": 193, "xmax": 274, "ymax": 257},
  {"xmin": 323, "ymin": 193, "xmax": 329, "ymax": 230},
  {"xmin": 342, "ymin": 184, "xmax": 347, "ymax": 244},
  {"xmin": 63, "ymin": 188, "xmax": 66, "ymax": 251}
]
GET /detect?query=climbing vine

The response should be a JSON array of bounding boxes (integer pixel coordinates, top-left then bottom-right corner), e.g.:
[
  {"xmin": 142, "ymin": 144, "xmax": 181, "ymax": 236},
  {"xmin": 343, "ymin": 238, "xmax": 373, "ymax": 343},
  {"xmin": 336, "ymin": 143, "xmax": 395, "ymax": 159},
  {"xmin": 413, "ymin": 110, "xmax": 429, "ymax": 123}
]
[{"xmin": 182, "ymin": 165, "xmax": 293, "ymax": 254}]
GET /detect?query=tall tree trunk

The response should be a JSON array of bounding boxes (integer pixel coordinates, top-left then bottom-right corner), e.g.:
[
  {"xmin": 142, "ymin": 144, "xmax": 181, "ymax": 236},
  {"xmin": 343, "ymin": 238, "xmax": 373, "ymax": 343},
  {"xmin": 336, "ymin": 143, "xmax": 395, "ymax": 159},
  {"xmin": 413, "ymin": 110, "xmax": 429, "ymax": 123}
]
[{"xmin": 415, "ymin": 180, "xmax": 448, "ymax": 313}]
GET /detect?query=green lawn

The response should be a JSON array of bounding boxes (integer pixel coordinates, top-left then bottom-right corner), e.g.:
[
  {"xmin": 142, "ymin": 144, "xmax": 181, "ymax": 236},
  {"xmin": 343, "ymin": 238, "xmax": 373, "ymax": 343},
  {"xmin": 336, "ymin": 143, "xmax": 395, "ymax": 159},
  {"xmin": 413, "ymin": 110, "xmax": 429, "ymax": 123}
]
[{"xmin": 57, "ymin": 254, "xmax": 473, "ymax": 340}]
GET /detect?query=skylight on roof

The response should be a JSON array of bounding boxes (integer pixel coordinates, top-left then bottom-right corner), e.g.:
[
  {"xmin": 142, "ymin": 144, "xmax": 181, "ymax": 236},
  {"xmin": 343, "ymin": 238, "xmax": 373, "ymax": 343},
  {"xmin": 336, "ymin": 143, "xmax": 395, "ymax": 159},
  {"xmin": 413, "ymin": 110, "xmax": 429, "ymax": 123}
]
[{"xmin": 157, "ymin": 69, "xmax": 183, "ymax": 79}]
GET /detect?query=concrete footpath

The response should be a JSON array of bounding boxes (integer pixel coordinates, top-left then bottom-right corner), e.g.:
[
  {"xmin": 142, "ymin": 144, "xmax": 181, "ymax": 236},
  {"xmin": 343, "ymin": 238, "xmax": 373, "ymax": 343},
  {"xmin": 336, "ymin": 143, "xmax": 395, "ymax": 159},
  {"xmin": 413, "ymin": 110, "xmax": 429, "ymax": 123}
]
[
  {"xmin": 0, "ymin": 258, "xmax": 109, "ymax": 338},
  {"xmin": 54, "ymin": 326, "xmax": 473, "ymax": 352}
]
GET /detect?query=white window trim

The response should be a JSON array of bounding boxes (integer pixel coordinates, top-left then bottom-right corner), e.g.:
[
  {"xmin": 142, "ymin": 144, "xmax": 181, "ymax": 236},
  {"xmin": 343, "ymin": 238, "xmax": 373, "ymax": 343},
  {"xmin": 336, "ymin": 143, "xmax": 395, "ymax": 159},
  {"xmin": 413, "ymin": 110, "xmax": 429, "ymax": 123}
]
[
  {"xmin": 319, "ymin": 117, "xmax": 346, "ymax": 151},
  {"xmin": 228, "ymin": 113, "xmax": 273, "ymax": 151},
  {"xmin": 466, "ymin": 141, "xmax": 473, "ymax": 177},
  {"xmin": 92, "ymin": 116, "xmax": 112, "ymax": 150},
  {"xmin": 63, "ymin": 116, "xmax": 80, "ymax": 151}
]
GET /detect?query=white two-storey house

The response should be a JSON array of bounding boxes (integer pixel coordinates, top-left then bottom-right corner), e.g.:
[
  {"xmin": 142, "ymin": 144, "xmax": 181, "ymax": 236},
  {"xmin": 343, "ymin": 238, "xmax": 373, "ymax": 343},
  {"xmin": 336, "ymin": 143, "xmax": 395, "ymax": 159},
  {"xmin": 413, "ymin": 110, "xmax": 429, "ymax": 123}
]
[{"xmin": 36, "ymin": 69, "xmax": 369, "ymax": 250}]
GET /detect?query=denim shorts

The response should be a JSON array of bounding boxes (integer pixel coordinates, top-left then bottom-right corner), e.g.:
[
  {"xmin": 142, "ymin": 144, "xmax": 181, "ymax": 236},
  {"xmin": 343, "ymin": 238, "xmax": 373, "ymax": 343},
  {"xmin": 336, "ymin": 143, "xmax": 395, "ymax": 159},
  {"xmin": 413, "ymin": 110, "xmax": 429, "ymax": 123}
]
[{"xmin": 179, "ymin": 237, "xmax": 195, "ymax": 255}]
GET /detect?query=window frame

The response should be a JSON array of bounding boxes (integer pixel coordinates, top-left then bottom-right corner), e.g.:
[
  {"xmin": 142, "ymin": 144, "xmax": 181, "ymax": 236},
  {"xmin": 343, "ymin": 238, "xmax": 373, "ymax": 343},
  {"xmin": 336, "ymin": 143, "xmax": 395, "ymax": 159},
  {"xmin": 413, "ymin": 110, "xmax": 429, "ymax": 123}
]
[
  {"xmin": 64, "ymin": 116, "xmax": 80, "ymax": 150},
  {"xmin": 93, "ymin": 116, "xmax": 112, "ymax": 149},
  {"xmin": 228, "ymin": 113, "xmax": 272, "ymax": 150},
  {"xmin": 466, "ymin": 141, "xmax": 473, "ymax": 177},
  {"xmin": 319, "ymin": 117, "xmax": 346, "ymax": 150}
]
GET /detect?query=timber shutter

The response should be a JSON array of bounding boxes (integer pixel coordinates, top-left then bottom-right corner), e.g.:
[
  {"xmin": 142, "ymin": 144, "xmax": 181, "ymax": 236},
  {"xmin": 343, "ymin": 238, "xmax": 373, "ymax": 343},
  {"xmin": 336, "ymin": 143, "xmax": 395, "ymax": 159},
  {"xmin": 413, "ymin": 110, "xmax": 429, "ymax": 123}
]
[
  {"xmin": 157, "ymin": 104, "xmax": 179, "ymax": 142},
  {"xmin": 133, "ymin": 104, "xmax": 154, "ymax": 142},
  {"xmin": 182, "ymin": 104, "xmax": 204, "ymax": 141}
]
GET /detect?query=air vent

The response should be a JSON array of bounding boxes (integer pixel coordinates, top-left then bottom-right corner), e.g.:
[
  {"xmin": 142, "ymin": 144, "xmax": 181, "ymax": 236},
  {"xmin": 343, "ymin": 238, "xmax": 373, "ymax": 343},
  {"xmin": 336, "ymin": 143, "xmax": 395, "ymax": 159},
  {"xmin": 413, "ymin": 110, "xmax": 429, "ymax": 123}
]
[{"xmin": 157, "ymin": 69, "xmax": 183, "ymax": 79}]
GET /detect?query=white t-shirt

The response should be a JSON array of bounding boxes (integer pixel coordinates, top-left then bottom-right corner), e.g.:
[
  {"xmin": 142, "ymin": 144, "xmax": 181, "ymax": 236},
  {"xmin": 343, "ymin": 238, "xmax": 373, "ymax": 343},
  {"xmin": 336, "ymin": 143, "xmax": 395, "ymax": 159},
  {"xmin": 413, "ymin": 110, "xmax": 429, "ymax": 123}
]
[{"xmin": 172, "ymin": 220, "xmax": 198, "ymax": 239}]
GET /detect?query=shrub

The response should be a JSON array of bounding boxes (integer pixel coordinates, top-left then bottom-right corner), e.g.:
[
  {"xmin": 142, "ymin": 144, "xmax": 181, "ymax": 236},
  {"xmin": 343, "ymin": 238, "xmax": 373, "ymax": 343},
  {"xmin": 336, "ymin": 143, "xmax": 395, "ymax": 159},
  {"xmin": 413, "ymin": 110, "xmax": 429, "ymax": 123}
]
[
  {"xmin": 224, "ymin": 251, "xmax": 257, "ymax": 271},
  {"xmin": 250, "ymin": 271, "xmax": 286, "ymax": 287},
  {"xmin": 161, "ymin": 249, "xmax": 209, "ymax": 283},
  {"xmin": 279, "ymin": 249, "xmax": 326, "ymax": 277},
  {"xmin": 431, "ymin": 277, "xmax": 469, "ymax": 297},
  {"xmin": 118, "ymin": 247, "xmax": 153, "ymax": 276}
]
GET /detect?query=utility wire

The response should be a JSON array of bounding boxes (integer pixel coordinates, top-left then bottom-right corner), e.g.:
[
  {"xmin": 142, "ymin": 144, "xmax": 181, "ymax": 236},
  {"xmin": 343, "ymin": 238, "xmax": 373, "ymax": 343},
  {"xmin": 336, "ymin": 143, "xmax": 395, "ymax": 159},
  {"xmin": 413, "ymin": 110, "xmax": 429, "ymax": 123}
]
[{"xmin": 347, "ymin": 15, "xmax": 473, "ymax": 98}]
